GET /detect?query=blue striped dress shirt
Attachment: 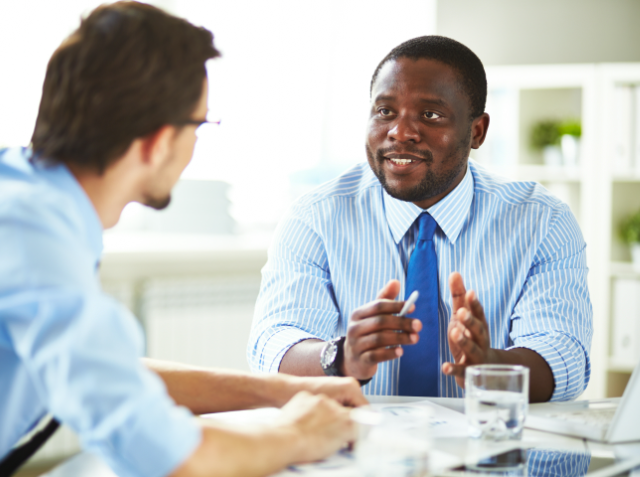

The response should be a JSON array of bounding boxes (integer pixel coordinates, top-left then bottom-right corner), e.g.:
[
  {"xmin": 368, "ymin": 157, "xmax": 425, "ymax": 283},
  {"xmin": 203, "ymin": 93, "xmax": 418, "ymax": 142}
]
[{"xmin": 248, "ymin": 160, "xmax": 592, "ymax": 401}]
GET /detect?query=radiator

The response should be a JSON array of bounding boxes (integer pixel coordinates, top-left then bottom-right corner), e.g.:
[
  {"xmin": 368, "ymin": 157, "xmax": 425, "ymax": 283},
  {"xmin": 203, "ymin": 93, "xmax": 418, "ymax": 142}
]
[{"xmin": 142, "ymin": 275, "xmax": 261, "ymax": 370}]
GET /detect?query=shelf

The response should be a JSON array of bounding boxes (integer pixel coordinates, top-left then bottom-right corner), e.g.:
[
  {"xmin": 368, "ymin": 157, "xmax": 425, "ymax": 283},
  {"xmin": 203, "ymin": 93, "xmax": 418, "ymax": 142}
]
[
  {"xmin": 609, "ymin": 261, "xmax": 640, "ymax": 278},
  {"xmin": 608, "ymin": 358, "xmax": 637, "ymax": 373},
  {"xmin": 612, "ymin": 174, "xmax": 640, "ymax": 183},
  {"xmin": 479, "ymin": 63, "xmax": 640, "ymax": 399},
  {"xmin": 486, "ymin": 64, "xmax": 595, "ymax": 89},
  {"xmin": 100, "ymin": 232, "xmax": 270, "ymax": 281}
]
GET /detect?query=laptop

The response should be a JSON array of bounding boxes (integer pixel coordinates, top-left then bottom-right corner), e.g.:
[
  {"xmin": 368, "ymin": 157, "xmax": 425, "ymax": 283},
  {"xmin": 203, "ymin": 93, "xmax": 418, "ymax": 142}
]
[{"xmin": 525, "ymin": 359, "xmax": 640, "ymax": 443}]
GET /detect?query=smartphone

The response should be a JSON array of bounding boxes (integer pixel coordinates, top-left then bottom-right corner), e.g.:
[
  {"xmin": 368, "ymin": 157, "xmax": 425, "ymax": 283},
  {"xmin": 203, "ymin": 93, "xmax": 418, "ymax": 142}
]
[{"xmin": 441, "ymin": 449, "xmax": 527, "ymax": 477}]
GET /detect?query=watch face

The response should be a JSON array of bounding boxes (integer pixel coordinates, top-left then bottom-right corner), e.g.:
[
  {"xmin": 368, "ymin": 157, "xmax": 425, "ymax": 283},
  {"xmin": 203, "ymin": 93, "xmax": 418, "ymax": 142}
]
[{"xmin": 321, "ymin": 341, "xmax": 338, "ymax": 369}]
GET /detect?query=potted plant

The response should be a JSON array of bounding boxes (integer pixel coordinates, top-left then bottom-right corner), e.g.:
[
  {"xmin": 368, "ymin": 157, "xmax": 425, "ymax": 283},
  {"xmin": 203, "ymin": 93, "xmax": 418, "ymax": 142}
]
[
  {"xmin": 531, "ymin": 120, "xmax": 562, "ymax": 166},
  {"xmin": 620, "ymin": 209, "xmax": 640, "ymax": 272}
]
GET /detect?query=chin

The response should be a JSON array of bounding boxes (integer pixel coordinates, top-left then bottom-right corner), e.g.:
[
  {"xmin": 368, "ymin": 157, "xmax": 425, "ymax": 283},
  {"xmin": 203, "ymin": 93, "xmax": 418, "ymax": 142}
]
[{"xmin": 144, "ymin": 194, "xmax": 172, "ymax": 211}]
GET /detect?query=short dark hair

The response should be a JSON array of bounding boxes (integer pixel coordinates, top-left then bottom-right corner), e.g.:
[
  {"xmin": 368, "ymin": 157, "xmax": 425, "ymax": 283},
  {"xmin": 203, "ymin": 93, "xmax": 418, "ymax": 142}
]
[
  {"xmin": 31, "ymin": 1, "xmax": 220, "ymax": 173},
  {"xmin": 370, "ymin": 35, "xmax": 486, "ymax": 119}
]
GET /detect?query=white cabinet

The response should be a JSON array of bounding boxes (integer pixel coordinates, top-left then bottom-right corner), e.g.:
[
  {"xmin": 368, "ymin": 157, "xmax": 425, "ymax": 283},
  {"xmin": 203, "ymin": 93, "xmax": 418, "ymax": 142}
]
[{"xmin": 478, "ymin": 63, "xmax": 640, "ymax": 399}]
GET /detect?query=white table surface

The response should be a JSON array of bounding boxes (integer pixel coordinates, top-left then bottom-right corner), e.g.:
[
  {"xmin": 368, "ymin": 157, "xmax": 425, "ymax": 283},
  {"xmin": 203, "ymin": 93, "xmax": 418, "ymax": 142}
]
[{"xmin": 42, "ymin": 397, "xmax": 640, "ymax": 477}]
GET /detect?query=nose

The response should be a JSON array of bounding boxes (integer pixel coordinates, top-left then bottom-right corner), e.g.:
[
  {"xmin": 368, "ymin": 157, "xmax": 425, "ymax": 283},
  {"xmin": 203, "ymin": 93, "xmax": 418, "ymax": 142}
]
[{"xmin": 388, "ymin": 114, "xmax": 420, "ymax": 143}]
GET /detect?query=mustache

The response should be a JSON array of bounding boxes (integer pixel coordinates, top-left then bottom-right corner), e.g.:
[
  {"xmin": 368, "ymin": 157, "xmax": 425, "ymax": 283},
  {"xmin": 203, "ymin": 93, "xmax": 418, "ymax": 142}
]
[{"xmin": 375, "ymin": 146, "xmax": 434, "ymax": 163}]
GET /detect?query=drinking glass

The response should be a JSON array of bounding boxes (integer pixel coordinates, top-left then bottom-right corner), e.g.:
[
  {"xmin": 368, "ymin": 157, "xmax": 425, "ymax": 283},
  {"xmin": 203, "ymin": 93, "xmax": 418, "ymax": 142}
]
[
  {"xmin": 465, "ymin": 365, "xmax": 529, "ymax": 440},
  {"xmin": 352, "ymin": 405, "xmax": 431, "ymax": 477}
]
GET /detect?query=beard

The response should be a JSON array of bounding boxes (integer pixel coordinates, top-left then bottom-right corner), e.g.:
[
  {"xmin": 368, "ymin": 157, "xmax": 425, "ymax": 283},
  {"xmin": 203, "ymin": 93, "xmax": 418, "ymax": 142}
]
[
  {"xmin": 366, "ymin": 127, "xmax": 471, "ymax": 204},
  {"xmin": 143, "ymin": 194, "xmax": 172, "ymax": 211}
]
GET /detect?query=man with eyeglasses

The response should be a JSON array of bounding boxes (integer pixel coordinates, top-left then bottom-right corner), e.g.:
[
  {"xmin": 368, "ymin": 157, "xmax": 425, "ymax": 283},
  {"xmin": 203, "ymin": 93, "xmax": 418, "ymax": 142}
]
[{"xmin": 0, "ymin": 3, "xmax": 364, "ymax": 477}]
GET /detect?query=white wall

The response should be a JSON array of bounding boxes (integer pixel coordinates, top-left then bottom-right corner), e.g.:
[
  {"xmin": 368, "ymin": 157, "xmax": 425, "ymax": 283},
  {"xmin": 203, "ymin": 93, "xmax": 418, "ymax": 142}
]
[
  {"xmin": 437, "ymin": 0, "xmax": 640, "ymax": 66},
  {"xmin": 0, "ymin": 1, "xmax": 111, "ymax": 149}
]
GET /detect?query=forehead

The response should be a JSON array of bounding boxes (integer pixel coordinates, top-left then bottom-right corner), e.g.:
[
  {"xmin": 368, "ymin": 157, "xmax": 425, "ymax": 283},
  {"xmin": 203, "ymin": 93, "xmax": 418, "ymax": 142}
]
[{"xmin": 371, "ymin": 57, "xmax": 468, "ymax": 112}]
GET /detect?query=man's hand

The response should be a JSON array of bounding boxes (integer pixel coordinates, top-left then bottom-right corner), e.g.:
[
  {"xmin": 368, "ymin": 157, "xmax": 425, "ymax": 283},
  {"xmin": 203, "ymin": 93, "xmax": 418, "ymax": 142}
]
[
  {"xmin": 172, "ymin": 391, "xmax": 357, "ymax": 477},
  {"xmin": 277, "ymin": 391, "xmax": 357, "ymax": 463},
  {"xmin": 443, "ymin": 272, "xmax": 494, "ymax": 388},
  {"xmin": 285, "ymin": 375, "xmax": 368, "ymax": 407},
  {"xmin": 343, "ymin": 280, "xmax": 422, "ymax": 381}
]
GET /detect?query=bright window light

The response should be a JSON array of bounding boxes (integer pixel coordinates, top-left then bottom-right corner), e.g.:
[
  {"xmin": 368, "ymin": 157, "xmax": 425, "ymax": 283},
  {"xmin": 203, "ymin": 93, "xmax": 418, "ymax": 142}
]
[{"xmin": 0, "ymin": 0, "xmax": 436, "ymax": 231}]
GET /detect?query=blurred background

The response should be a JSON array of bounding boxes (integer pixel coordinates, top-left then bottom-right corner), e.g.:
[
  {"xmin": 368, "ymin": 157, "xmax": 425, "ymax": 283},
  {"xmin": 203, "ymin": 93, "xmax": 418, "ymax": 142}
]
[{"xmin": 2, "ymin": 0, "xmax": 640, "ymax": 472}]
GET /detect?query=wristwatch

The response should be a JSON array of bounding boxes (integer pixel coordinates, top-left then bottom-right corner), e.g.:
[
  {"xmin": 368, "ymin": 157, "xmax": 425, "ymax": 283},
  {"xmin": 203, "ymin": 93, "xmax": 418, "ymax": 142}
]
[{"xmin": 320, "ymin": 336, "xmax": 372, "ymax": 386}]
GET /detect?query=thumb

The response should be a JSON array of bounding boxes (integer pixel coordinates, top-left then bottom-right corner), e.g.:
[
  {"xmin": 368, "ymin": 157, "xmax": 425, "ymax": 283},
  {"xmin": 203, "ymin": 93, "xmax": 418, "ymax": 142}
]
[{"xmin": 376, "ymin": 279, "xmax": 401, "ymax": 300}]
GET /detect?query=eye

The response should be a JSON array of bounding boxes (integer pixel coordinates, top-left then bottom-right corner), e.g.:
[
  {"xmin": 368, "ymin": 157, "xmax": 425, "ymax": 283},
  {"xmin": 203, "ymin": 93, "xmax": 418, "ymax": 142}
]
[
  {"xmin": 377, "ymin": 108, "xmax": 393, "ymax": 117},
  {"xmin": 423, "ymin": 111, "xmax": 441, "ymax": 120}
]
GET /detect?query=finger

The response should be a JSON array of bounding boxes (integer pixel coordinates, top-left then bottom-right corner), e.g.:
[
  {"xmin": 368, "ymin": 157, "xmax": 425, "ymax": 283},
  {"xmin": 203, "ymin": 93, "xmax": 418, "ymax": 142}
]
[
  {"xmin": 340, "ymin": 379, "xmax": 369, "ymax": 407},
  {"xmin": 467, "ymin": 290, "xmax": 488, "ymax": 327},
  {"xmin": 446, "ymin": 318, "xmax": 466, "ymax": 362},
  {"xmin": 350, "ymin": 299, "xmax": 405, "ymax": 322},
  {"xmin": 442, "ymin": 362, "xmax": 467, "ymax": 378},
  {"xmin": 316, "ymin": 377, "xmax": 369, "ymax": 408},
  {"xmin": 456, "ymin": 307, "xmax": 489, "ymax": 349},
  {"xmin": 349, "ymin": 314, "xmax": 421, "ymax": 338},
  {"xmin": 352, "ymin": 329, "xmax": 419, "ymax": 353},
  {"xmin": 449, "ymin": 272, "xmax": 467, "ymax": 313},
  {"xmin": 360, "ymin": 346, "xmax": 404, "ymax": 366},
  {"xmin": 375, "ymin": 279, "xmax": 401, "ymax": 300},
  {"xmin": 450, "ymin": 324, "xmax": 485, "ymax": 364}
]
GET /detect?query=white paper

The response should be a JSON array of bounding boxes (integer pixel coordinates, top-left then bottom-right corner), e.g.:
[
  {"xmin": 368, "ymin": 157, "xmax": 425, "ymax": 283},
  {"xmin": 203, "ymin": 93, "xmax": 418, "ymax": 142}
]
[
  {"xmin": 367, "ymin": 399, "xmax": 470, "ymax": 438},
  {"xmin": 276, "ymin": 448, "xmax": 461, "ymax": 477}
]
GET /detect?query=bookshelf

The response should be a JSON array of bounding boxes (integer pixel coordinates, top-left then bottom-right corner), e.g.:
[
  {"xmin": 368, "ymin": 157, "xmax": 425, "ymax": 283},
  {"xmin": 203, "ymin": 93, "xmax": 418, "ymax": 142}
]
[{"xmin": 473, "ymin": 63, "xmax": 640, "ymax": 399}]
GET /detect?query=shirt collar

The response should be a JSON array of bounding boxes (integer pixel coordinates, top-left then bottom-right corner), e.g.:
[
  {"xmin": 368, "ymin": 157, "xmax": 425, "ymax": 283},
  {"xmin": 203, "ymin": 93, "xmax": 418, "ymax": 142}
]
[{"xmin": 383, "ymin": 162, "xmax": 475, "ymax": 244}]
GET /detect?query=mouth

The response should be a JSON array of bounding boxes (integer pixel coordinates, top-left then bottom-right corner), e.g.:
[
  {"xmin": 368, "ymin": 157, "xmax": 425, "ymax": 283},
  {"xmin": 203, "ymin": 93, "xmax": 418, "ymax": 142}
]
[{"xmin": 383, "ymin": 153, "xmax": 426, "ymax": 167}]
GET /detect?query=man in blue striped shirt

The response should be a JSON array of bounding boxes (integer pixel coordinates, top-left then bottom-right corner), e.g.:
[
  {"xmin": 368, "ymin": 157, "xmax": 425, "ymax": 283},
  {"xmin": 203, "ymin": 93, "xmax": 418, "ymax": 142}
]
[{"xmin": 248, "ymin": 36, "xmax": 592, "ymax": 402}]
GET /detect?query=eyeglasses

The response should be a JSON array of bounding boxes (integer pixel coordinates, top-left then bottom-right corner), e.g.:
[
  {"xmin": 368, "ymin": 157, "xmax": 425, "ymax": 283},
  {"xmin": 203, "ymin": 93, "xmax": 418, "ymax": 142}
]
[
  {"xmin": 174, "ymin": 118, "xmax": 221, "ymax": 138},
  {"xmin": 176, "ymin": 119, "xmax": 222, "ymax": 127}
]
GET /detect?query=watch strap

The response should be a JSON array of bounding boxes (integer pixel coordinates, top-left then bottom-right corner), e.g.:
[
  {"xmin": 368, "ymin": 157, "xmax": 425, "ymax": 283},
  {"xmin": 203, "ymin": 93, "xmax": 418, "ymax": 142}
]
[{"xmin": 320, "ymin": 336, "xmax": 372, "ymax": 387}]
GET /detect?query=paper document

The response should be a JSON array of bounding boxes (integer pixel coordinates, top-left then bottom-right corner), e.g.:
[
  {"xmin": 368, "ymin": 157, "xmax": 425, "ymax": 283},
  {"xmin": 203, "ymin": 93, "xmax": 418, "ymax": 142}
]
[
  {"xmin": 203, "ymin": 400, "xmax": 468, "ymax": 476},
  {"xmin": 368, "ymin": 399, "xmax": 469, "ymax": 438}
]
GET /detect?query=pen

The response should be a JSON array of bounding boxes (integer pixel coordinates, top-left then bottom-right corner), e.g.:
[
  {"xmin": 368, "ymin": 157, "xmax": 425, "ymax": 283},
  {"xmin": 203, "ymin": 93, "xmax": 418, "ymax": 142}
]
[{"xmin": 398, "ymin": 290, "xmax": 419, "ymax": 317}]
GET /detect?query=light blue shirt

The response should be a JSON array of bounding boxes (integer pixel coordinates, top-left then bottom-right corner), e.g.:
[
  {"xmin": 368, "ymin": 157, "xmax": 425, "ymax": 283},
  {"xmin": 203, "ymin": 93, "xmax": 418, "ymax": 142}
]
[
  {"xmin": 0, "ymin": 148, "xmax": 200, "ymax": 477},
  {"xmin": 249, "ymin": 160, "xmax": 593, "ymax": 401}
]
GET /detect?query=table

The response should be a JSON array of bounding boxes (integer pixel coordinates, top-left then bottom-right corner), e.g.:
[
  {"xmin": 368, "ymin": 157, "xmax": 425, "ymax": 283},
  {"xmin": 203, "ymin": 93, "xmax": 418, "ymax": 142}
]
[{"xmin": 42, "ymin": 397, "xmax": 640, "ymax": 477}]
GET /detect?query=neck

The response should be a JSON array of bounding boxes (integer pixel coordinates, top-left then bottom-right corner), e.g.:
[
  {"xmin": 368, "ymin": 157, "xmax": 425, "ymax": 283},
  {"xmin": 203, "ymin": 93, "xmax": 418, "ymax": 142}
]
[
  {"xmin": 412, "ymin": 162, "xmax": 468, "ymax": 210},
  {"xmin": 67, "ymin": 148, "xmax": 145, "ymax": 229}
]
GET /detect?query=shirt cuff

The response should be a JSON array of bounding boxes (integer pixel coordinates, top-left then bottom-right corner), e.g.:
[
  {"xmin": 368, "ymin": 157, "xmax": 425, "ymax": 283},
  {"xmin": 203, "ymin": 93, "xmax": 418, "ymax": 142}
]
[
  {"xmin": 87, "ymin": 381, "xmax": 201, "ymax": 477},
  {"xmin": 507, "ymin": 338, "xmax": 572, "ymax": 402},
  {"xmin": 264, "ymin": 327, "xmax": 320, "ymax": 373}
]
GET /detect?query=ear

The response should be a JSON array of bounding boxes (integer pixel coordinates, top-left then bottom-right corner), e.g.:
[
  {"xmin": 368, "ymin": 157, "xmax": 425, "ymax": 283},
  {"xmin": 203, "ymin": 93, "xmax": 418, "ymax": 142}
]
[
  {"xmin": 470, "ymin": 113, "xmax": 490, "ymax": 149},
  {"xmin": 140, "ymin": 125, "xmax": 177, "ymax": 167}
]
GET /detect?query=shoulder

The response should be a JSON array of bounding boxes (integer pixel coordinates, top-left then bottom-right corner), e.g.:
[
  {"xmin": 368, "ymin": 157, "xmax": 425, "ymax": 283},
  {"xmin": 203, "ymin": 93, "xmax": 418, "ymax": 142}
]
[
  {"xmin": 0, "ymin": 149, "xmax": 90, "ymax": 288},
  {"xmin": 0, "ymin": 148, "xmax": 80, "ymax": 230},
  {"xmin": 469, "ymin": 161, "xmax": 581, "ymax": 245},
  {"xmin": 470, "ymin": 160, "xmax": 569, "ymax": 214}
]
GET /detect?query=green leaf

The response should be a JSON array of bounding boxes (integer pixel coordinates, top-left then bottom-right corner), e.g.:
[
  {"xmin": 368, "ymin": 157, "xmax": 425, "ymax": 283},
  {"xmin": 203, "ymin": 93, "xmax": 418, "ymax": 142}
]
[
  {"xmin": 620, "ymin": 210, "xmax": 640, "ymax": 243},
  {"xmin": 530, "ymin": 120, "xmax": 561, "ymax": 150}
]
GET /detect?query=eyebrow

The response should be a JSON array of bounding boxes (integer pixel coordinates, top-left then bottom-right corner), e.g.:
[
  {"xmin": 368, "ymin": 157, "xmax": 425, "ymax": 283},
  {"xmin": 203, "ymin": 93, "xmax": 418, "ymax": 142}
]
[{"xmin": 372, "ymin": 95, "xmax": 449, "ymax": 108}]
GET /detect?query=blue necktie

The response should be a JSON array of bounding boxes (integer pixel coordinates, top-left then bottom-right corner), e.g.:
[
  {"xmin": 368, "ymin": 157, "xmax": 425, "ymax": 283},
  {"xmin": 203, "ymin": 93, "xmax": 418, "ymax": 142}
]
[{"xmin": 398, "ymin": 213, "xmax": 440, "ymax": 396}]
